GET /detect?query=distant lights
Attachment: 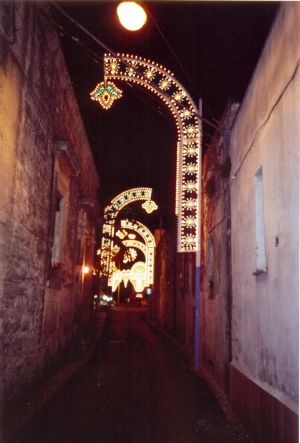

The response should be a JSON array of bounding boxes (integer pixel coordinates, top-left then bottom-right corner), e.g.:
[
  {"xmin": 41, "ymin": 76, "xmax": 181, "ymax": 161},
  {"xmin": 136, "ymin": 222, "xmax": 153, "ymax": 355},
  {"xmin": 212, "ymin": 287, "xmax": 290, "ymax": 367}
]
[
  {"xmin": 142, "ymin": 199, "xmax": 158, "ymax": 214},
  {"xmin": 82, "ymin": 265, "xmax": 90, "ymax": 274},
  {"xmin": 100, "ymin": 188, "xmax": 157, "ymax": 281}
]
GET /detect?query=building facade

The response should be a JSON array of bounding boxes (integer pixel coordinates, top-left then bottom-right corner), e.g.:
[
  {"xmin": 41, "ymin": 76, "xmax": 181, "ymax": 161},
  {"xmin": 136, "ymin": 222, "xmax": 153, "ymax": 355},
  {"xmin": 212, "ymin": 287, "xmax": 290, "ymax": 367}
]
[
  {"xmin": 152, "ymin": 4, "xmax": 299, "ymax": 442},
  {"xmin": 228, "ymin": 3, "xmax": 299, "ymax": 441},
  {"xmin": 150, "ymin": 221, "xmax": 196, "ymax": 360},
  {"xmin": 0, "ymin": 1, "xmax": 100, "ymax": 411},
  {"xmin": 201, "ymin": 102, "xmax": 239, "ymax": 393}
]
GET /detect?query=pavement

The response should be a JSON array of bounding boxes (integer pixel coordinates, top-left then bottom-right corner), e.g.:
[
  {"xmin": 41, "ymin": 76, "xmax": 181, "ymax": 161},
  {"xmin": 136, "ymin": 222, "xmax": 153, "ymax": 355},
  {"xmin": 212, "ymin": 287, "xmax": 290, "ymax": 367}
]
[
  {"xmin": 7, "ymin": 306, "xmax": 255, "ymax": 443},
  {"xmin": 3, "ymin": 310, "xmax": 107, "ymax": 443}
]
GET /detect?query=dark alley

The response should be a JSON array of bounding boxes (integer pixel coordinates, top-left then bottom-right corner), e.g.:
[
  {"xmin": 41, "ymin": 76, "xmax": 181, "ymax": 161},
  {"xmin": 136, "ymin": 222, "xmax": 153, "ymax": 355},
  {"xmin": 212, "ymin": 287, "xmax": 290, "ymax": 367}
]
[
  {"xmin": 13, "ymin": 307, "xmax": 253, "ymax": 443},
  {"xmin": 0, "ymin": 2, "xmax": 298, "ymax": 443}
]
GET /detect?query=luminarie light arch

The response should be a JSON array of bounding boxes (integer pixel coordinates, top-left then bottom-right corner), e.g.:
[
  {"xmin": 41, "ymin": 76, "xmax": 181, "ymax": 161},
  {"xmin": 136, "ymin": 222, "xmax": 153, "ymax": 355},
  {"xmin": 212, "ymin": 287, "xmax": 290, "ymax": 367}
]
[
  {"xmin": 110, "ymin": 220, "xmax": 156, "ymax": 293},
  {"xmin": 91, "ymin": 54, "xmax": 201, "ymax": 252},
  {"xmin": 120, "ymin": 219, "xmax": 155, "ymax": 285},
  {"xmin": 111, "ymin": 261, "xmax": 147, "ymax": 293},
  {"xmin": 123, "ymin": 239, "xmax": 147, "ymax": 255},
  {"xmin": 100, "ymin": 187, "xmax": 157, "ymax": 281}
]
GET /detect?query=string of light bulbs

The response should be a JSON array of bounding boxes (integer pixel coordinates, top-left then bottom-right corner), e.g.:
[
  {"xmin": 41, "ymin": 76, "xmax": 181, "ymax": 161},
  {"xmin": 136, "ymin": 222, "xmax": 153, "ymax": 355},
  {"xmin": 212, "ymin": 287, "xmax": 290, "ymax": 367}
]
[
  {"xmin": 37, "ymin": 4, "xmax": 179, "ymax": 123},
  {"xmin": 49, "ymin": 1, "xmax": 219, "ymax": 131}
]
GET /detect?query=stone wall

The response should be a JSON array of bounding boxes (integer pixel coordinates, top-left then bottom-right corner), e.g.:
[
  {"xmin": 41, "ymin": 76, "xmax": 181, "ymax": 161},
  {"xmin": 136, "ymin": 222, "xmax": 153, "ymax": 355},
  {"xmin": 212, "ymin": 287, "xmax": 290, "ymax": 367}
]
[
  {"xmin": 200, "ymin": 102, "xmax": 239, "ymax": 392},
  {"xmin": 150, "ymin": 226, "xmax": 177, "ymax": 336},
  {"xmin": 150, "ymin": 221, "xmax": 196, "ymax": 361},
  {"xmin": 0, "ymin": 2, "xmax": 100, "ymax": 404}
]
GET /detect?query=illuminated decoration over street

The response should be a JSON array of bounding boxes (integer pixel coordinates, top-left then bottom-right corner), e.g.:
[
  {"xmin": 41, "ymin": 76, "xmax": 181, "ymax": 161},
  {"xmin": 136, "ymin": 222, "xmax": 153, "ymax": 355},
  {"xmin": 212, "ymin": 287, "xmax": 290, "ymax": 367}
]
[
  {"xmin": 121, "ymin": 219, "xmax": 155, "ymax": 284},
  {"xmin": 91, "ymin": 54, "xmax": 201, "ymax": 252},
  {"xmin": 100, "ymin": 188, "xmax": 157, "ymax": 281},
  {"xmin": 110, "ymin": 220, "xmax": 156, "ymax": 292},
  {"xmin": 123, "ymin": 247, "xmax": 138, "ymax": 263},
  {"xmin": 129, "ymin": 262, "xmax": 147, "ymax": 292},
  {"xmin": 142, "ymin": 199, "xmax": 158, "ymax": 213},
  {"xmin": 110, "ymin": 220, "xmax": 155, "ymax": 292},
  {"xmin": 111, "ymin": 262, "xmax": 147, "ymax": 293},
  {"xmin": 90, "ymin": 81, "xmax": 123, "ymax": 110},
  {"xmin": 123, "ymin": 239, "xmax": 146, "ymax": 255}
]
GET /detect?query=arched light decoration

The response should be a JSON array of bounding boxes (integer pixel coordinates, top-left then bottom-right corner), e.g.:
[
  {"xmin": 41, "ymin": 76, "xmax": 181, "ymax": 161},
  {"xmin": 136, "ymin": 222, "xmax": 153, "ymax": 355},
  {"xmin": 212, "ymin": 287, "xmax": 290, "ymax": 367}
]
[
  {"xmin": 117, "ymin": 2, "xmax": 147, "ymax": 31},
  {"xmin": 130, "ymin": 262, "xmax": 147, "ymax": 292},
  {"xmin": 122, "ymin": 247, "xmax": 138, "ymax": 263},
  {"xmin": 100, "ymin": 187, "xmax": 157, "ymax": 281},
  {"xmin": 91, "ymin": 54, "xmax": 200, "ymax": 252},
  {"xmin": 121, "ymin": 219, "xmax": 155, "ymax": 285},
  {"xmin": 123, "ymin": 239, "xmax": 146, "ymax": 255},
  {"xmin": 90, "ymin": 81, "xmax": 122, "ymax": 110},
  {"xmin": 110, "ymin": 219, "xmax": 156, "ymax": 292},
  {"xmin": 111, "ymin": 262, "xmax": 147, "ymax": 293}
]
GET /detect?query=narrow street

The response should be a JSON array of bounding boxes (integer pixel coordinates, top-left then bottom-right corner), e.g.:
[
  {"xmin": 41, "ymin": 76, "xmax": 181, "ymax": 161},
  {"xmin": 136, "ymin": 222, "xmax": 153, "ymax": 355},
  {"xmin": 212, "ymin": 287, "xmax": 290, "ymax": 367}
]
[
  {"xmin": 15, "ymin": 307, "xmax": 253, "ymax": 443},
  {"xmin": 1, "ymin": 4, "xmax": 298, "ymax": 443}
]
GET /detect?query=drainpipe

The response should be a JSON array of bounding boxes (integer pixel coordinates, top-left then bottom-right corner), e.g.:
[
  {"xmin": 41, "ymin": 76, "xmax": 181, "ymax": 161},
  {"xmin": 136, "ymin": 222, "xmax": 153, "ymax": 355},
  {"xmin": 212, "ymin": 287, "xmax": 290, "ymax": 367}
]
[{"xmin": 194, "ymin": 99, "xmax": 202, "ymax": 371}]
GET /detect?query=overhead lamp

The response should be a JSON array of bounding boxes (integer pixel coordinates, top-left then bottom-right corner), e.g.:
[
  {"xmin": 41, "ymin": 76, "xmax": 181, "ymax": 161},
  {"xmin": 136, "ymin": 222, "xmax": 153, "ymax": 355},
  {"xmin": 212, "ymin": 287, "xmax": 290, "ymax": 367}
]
[{"xmin": 117, "ymin": 2, "xmax": 147, "ymax": 31}]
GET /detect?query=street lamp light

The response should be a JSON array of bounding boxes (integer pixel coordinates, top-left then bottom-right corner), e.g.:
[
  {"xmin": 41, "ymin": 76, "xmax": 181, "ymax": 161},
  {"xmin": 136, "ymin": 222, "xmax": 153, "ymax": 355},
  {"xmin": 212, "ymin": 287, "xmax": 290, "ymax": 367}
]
[
  {"xmin": 82, "ymin": 265, "xmax": 91, "ymax": 274},
  {"xmin": 117, "ymin": 2, "xmax": 147, "ymax": 31}
]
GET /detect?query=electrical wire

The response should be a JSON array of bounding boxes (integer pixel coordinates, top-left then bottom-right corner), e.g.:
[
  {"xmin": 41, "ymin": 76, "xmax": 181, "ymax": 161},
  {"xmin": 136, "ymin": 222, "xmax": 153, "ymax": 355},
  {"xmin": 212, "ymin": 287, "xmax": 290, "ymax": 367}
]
[
  {"xmin": 206, "ymin": 58, "xmax": 300, "ymax": 233},
  {"xmin": 140, "ymin": 1, "xmax": 200, "ymax": 99},
  {"xmin": 231, "ymin": 58, "xmax": 300, "ymax": 181},
  {"xmin": 140, "ymin": 1, "xmax": 220, "ymax": 126},
  {"xmin": 37, "ymin": 4, "xmax": 175, "ymax": 121},
  {"xmin": 50, "ymin": 1, "xmax": 219, "ymax": 131}
]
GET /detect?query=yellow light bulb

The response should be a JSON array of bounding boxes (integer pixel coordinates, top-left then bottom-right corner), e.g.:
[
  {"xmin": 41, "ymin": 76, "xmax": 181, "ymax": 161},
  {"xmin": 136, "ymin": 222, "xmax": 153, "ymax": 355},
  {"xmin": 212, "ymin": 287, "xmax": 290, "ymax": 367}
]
[{"xmin": 117, "ymin": 2, "xmax": 147, "ymax": 31}]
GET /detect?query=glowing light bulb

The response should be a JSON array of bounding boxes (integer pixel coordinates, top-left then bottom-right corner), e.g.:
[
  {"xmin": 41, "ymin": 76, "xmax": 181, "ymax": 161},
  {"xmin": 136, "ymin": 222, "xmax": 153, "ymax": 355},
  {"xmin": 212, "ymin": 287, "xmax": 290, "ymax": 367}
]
[
  {"xmin": 117, "ymin": 2, "xmax": 147, "ymax": 31},
  {"xmin": 82, "ymin": 265, "xmax": 90, "ymax": 274}
]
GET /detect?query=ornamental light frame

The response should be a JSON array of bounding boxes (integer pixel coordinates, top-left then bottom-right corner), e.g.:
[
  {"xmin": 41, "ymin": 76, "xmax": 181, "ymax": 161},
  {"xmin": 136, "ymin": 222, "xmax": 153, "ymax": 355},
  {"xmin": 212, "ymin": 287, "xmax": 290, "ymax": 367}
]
[
  {"xmin": 109, "ymin": 220, "xmax": 156, "ymax": 292},
  {"xmin": 91, "ymin": 53, "xmax": 201, "ymax": 252},
  {"xmin": 120, "ymin": 219, "xmax": 155, "ymax": 286},
  {"xmin": 100, "ymin": 187, "xmax": 157, "ymax": 281},
  {"xmin": 123, "ymin": 239, "xmax": 147, "ymax": 255}
]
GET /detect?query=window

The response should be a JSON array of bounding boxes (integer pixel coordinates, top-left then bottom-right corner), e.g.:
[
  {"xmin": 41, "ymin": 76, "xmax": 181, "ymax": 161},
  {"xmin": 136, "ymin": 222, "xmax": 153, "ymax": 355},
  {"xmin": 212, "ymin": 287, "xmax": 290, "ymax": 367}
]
[
  {"xmin": 254, "ymin": 167, "xmax": 267, "ymax": 273},
  {"xmin": 51, "ymin": 191, "xmax": 65, "ymax": 265}
]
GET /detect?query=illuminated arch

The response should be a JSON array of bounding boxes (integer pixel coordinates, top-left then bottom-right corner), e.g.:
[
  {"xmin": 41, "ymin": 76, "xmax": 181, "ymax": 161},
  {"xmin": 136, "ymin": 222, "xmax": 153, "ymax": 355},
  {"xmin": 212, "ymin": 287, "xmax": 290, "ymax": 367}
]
[
  {"xmin": 123, "ymin": 239, "xmax": 146, "ymax": 255},
  {"xmin": 105, "ymin": 187, "xmax": 157, "ymax": 220},
  {"xmin": 129, "ymin": 262, "xmax": 147, "ymax": 293},
  {"xmin": 120, "ymin": 219, "xmax": 155, "ymax": 285},
  {"xmin": 111, "ymin": 262, "xmax": 147, "ymax": 293},
  {"xmin": 100, "ymin": 187, "xmax": 157, "ymax": 279},
  {"xmin": 109, "ymin": 219, "xmax": 156, "ymax": 292},
  {"xmin": 91, "ymin": 54, "xmax": 201, "ymax": 252}
]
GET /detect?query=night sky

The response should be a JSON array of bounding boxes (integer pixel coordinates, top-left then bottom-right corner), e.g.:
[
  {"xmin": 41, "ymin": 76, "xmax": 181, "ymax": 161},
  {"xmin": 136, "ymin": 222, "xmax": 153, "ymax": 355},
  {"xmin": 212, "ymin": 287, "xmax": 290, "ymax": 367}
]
[{"xmin": 52, "ymin": 1, "xmax": 279, "ymax": 227}]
